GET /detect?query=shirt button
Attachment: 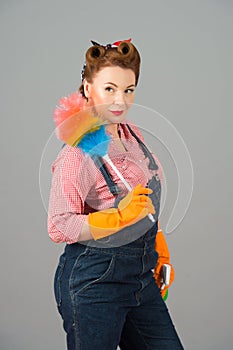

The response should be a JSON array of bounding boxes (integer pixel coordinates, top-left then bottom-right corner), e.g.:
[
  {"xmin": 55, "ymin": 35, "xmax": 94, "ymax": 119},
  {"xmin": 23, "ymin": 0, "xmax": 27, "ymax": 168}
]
[{"xmin": 139, "ymin": 159, "xmax": 142, "ymax": 162}]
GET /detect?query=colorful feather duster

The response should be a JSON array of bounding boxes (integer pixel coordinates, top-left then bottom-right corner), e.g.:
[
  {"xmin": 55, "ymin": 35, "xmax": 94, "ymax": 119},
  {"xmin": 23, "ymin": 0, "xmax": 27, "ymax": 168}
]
[
  {"xmin": 53, "ymin": 91, "xmax": 132, "ymax": 188},
  {"xmin": 53, "ymin": 91, "xmax": 102, "ymax": 146},
  {"xmin": 53, "ymin": 91, "xmax": 155, "ymax": 223}
]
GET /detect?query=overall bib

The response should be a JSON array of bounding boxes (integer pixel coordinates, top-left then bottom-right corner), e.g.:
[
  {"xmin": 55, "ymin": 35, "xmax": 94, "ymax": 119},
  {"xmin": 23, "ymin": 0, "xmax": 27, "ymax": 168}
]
[{"xmin": 54, "ymin": 124, "xmax": 184, "ymax": 350}]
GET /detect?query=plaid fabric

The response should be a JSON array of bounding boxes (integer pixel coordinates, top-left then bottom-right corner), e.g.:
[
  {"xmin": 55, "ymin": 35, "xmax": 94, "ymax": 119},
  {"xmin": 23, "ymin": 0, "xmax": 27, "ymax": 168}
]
[{"xmin": 48, "ymin": 121, "xmax": 163, "ymax": 244}]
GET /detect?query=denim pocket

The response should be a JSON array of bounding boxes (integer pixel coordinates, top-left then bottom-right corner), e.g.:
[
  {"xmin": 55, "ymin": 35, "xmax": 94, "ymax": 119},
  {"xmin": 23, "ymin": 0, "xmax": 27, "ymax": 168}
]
[
  {"xmin": 69, "ymin": 250, "xmax": 115, "ymax": 297},
  {"xmin": 54, "ymin": 254, "xmax": 66, "ymax": 309}
]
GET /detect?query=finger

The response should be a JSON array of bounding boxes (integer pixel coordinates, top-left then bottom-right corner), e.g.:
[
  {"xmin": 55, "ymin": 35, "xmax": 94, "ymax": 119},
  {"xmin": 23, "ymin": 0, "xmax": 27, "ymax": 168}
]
[
  {"xmin": 133, "ymin": 200, "xmax": 155, "ymax": 213},
  {"xmin": 133, "ymin": 194, "xmax": 153, "ymax": 203},
  {"xmin": 147, "ymin": 203, "xmax": 156, "ymax": 214},
  {"xmin": 134, "ymin": 201, "xmax": 156, "ymax": 214},
  {"xmin": 133, "ymin": 184, "xmax": 153, "ymax": 196},
  {"xmin": 141, "ymin": 199, "xmax": 155, "ymax": 214}
]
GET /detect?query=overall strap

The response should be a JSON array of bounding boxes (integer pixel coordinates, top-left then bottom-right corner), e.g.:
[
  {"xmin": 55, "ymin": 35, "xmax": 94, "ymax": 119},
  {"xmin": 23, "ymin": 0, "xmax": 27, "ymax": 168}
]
[
  {"xmin": 125, "ymin": 124, "xmax": 159, "ymax": 171},
  {"xmin": 91, "ymin": 123, "xmax": 159, "ymax": 197},
  {"xmin": 91, "ymin": 155, "xmax": 122, "ymax": 196},
  {"xmin": 60, "ymin": 143, "xmax": 122, "ymax": 196}
]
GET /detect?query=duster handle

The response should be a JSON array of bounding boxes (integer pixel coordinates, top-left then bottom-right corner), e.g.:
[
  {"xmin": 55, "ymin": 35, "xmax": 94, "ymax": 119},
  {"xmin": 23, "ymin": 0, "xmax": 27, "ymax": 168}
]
[{"xmin": 103, "ymin": 155, "xmax": 155, "ymax": 223}]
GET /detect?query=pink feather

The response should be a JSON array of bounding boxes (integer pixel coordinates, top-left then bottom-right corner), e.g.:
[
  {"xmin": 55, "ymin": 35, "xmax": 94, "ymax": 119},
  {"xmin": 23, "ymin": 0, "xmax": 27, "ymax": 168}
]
[
  {"xmin": 53, "ymin": 91, "xmax": 85, "ymax": 127},
  {"xmin": 53, "ymin": 91, "xmax": 102, "ymax": 146}
]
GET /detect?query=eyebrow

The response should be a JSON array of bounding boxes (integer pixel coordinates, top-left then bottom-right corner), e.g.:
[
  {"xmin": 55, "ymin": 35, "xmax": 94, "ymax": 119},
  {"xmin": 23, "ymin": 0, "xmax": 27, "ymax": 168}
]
[{"xmin": 104, "ymin": 82, "xmax": 135, "ymax": 88}]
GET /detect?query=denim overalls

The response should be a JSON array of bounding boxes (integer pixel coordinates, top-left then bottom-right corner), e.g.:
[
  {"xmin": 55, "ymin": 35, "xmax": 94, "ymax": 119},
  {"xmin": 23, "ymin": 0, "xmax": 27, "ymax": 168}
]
[{"xmin": 54, "ymin": 124, "xmax": 184, "ymax": 350}]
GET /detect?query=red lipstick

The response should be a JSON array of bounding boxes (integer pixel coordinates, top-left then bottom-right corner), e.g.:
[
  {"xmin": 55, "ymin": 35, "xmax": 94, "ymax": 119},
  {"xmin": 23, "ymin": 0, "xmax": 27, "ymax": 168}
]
[{"xmin": 110, "ymin": 110, "xmax": 124, "ymax": 116}]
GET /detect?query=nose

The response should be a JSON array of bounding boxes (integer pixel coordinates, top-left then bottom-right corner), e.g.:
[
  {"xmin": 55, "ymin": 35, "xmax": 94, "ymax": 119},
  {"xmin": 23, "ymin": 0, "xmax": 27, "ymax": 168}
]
[{"xmin": 113, "ymin": 90, "xmax": 126, "ymax": 106}]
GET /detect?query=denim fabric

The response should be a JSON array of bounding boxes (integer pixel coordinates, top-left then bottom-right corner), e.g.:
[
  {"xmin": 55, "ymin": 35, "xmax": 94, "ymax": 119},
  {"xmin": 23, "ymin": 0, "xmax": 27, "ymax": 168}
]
[{"xmin": 54, "ymin": 225, "xmax": 184, "ymax": 350}]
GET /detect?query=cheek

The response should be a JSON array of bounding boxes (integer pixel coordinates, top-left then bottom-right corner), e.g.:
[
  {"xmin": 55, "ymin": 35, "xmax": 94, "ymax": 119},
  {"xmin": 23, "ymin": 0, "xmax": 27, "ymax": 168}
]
[
  {"xmin": 127, "ymin": 94, "xmax": 135, "ymax": 106},
  {"xmin": 92, "ymin": 92, "xmax": 110, "ymax": 106}
]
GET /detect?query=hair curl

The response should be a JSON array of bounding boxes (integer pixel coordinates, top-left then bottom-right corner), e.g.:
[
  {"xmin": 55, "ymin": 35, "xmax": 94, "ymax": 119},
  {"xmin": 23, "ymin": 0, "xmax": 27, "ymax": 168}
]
[{"xmin": 79, "ymin": 41, "xmax": 141, "ymax": 99}]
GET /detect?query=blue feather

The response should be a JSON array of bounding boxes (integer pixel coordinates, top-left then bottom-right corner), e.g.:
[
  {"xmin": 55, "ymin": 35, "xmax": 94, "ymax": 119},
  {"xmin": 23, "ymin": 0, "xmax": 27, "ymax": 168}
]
[{"xmin": 77, "ymin": 125, "xmax": 111, "ymax": 157}]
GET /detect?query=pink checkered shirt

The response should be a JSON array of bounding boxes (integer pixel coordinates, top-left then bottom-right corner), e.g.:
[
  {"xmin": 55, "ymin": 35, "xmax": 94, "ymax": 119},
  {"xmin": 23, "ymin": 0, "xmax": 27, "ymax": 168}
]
[{"xmin": 47, "ymin": 121, "xmax": 163, "ymax": 244}]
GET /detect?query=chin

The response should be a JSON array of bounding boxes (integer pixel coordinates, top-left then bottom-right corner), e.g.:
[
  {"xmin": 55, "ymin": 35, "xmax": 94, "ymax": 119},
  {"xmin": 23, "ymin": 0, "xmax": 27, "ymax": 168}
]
[
  {"xmin": 109, "ymin": 117, "xmax": 125, "ymax": 124},
  {"xmin": 110, "ymin": 112, "xmax": 128, "ymax": 123}
]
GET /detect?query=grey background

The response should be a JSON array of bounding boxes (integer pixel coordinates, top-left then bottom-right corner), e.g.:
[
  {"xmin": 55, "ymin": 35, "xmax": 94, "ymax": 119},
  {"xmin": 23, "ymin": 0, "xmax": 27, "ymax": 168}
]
[{"xmin": 1, "ymin": 1, "xmax": 233, "ymax": 349}]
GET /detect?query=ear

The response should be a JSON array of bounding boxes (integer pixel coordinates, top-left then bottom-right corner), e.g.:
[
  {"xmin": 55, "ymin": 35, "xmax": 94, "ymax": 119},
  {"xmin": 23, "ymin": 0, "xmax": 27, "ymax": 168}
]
[{"xmin": 83, "ymin": 79, "xmax": 92, "ymax": 99}]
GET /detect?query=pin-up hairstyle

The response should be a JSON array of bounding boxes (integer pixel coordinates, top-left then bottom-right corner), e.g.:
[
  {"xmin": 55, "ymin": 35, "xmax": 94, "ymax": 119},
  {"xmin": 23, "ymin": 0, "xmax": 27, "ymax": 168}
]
[{"xmin": 79, "ymin": 40, "xmax": 141, "ymax": 99}]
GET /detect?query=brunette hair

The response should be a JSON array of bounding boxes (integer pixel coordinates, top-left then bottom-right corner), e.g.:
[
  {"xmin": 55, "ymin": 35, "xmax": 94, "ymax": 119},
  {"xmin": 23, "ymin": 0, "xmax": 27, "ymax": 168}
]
[{"xmin": 78, "ymin": 41, "xmax": 141, "ymax": 99}]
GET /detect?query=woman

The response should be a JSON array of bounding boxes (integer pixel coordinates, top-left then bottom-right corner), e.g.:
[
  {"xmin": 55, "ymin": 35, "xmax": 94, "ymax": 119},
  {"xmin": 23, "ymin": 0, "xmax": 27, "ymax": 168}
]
[{"xmin": 48, "ymin": 39, "xmax": 184, "ymax": 350}]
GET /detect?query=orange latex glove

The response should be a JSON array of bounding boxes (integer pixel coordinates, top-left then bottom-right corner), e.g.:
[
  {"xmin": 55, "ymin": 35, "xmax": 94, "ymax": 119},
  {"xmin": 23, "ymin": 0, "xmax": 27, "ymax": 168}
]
[
  {"xmin": 153, "ymin": 221, "xmax": 175, "ymax": 299},
  {"xmin": 88, "ymin": 184, "xmax": 155, "ymax": 240}
]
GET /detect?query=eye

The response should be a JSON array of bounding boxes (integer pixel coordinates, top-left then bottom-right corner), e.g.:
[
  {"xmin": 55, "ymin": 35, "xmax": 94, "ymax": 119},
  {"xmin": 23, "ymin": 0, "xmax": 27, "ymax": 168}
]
[
  {"xmin": 105, "ymin": 86, "xmax": 114, "ymax": 92},
  {"xmin": 125, "ymin": 88, "xmax": 135, "ymax": 94}
]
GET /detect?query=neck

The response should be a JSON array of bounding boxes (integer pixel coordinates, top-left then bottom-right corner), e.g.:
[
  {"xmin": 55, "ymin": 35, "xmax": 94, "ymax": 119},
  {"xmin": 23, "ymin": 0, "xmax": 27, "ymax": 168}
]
[{"xmin": 105, "ymin": 123, "xmax": 119, "ymax": 137}]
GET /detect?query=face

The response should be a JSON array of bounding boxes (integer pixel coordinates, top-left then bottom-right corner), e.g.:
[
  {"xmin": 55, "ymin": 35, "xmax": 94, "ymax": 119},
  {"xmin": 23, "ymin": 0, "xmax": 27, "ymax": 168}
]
[{"xmin": 83, "ymin": 66, "xmax": 136, "ymax": 124}]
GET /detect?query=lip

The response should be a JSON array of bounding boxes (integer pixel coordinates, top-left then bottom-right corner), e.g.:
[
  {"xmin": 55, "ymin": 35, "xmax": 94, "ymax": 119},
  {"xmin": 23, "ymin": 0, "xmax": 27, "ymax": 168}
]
[{"xmin": 109, "ymin": 110, "xmax": 124, "ymax": 116}]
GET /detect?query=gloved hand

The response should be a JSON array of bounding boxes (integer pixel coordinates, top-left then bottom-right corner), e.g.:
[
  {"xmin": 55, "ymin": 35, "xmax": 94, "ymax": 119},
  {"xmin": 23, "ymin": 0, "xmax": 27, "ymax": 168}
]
[
  {"xmin": 153, "ymin": 223, "xmax": 175, "ymax": 299},
  {"xmin": 88, "ymin": 183, "xmax": 155, "ymax": 240}
]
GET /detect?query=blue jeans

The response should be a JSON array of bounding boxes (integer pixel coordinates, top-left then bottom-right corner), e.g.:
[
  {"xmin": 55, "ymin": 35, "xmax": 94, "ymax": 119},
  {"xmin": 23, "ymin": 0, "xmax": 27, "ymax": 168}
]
[{"xmin": 54, "ymin": 226, "xmax": 184, "ymax": 350}]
